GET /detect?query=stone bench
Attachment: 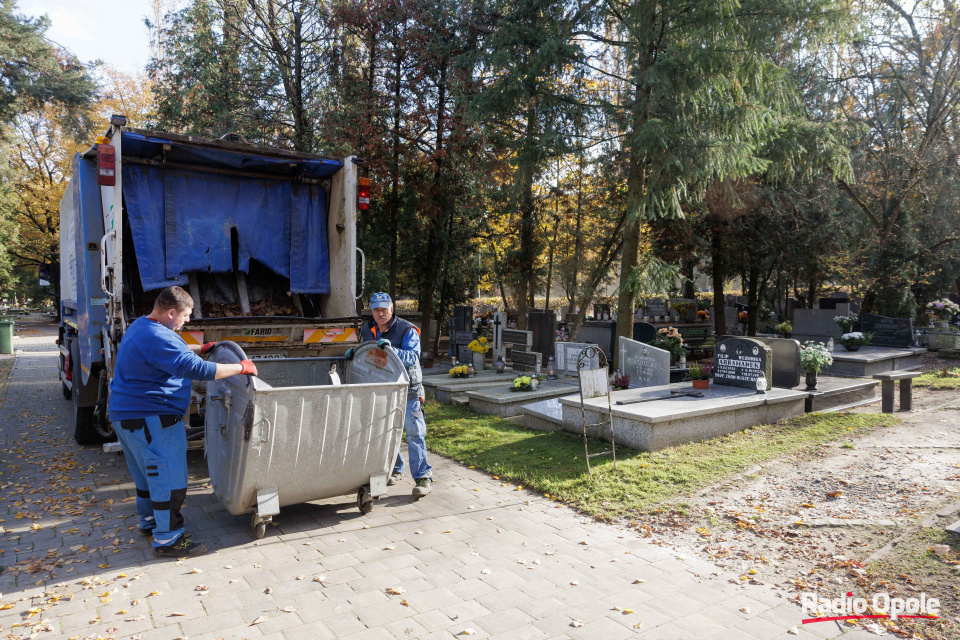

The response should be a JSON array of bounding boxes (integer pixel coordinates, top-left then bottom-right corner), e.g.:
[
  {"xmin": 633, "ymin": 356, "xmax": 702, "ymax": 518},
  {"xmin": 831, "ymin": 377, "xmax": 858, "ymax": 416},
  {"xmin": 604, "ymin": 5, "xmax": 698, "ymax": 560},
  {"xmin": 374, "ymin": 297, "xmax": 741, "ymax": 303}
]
[{"xmin": 872, "ymin": 370, "xmax": 923, "ymax": 413}]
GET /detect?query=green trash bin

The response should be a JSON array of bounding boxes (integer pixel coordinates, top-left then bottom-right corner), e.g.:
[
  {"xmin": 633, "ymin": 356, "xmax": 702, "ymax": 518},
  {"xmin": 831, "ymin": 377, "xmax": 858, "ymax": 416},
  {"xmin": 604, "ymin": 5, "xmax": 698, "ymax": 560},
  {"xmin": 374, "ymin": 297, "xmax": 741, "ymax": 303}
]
[{"xmin": 0, "ymin": 319, "xmax": 14, "ymax": 355}]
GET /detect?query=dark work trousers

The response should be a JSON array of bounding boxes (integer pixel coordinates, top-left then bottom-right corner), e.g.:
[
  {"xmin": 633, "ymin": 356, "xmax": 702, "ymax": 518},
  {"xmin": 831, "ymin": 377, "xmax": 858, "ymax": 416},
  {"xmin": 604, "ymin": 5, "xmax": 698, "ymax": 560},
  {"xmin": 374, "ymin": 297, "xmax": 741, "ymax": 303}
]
[{"xmin": 112, "ymin": 416, "xmax": 188, "ymax": 548}]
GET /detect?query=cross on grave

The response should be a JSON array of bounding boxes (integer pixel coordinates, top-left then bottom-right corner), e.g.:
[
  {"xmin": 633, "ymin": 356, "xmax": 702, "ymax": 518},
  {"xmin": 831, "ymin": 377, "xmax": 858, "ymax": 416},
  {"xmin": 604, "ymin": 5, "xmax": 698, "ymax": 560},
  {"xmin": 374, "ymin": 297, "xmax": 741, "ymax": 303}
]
[{"xmin": 492, "ymin": 312, "xmax": 505, "ymax": 361}]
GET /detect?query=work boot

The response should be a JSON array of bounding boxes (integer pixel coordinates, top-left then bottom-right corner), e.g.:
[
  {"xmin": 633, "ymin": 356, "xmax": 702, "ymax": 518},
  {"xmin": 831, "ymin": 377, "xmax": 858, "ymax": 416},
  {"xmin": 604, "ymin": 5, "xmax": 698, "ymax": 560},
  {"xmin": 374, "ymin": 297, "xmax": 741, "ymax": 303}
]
[
  {"xmin": 154, "ymin": 537, "xmax": 207, "ymax": 558},
  {"xmin": 387, "ymin": 471, "xmax": 403, "ymax": 486},
  {"xmin": 412, "ymin": 477, "xmax": 432, "ymax": 497}
]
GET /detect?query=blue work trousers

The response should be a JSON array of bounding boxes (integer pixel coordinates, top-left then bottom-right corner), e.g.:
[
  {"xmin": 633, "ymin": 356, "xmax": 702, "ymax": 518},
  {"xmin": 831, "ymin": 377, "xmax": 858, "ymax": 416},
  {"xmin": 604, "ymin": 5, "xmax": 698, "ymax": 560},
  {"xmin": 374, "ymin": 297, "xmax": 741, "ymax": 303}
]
[
  {"xmin": 112, "ymin": 416, "xmax": 188, "ymax": 548},
  {"xmin": 393, "ymin": 398, "xmax": 433, "ymax": 480}
]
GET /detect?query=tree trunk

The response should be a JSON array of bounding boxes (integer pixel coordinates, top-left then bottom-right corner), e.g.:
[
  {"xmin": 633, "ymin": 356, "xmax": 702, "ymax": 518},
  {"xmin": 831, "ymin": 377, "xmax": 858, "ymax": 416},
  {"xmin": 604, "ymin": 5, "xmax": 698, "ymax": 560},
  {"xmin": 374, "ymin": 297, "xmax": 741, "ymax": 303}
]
[
  {"xmin": 746, "ymin": 263, "xmax": 760, "ymax": 336},
  {"xmin": 418, "ymin": 55, "xmax": 448, "ymax": 336},
  {"xmin": 682, "ymin": 257, "xmax": 696, "ymax": 299},
  {"xmin": 388, "ymin": 37, "xmax": 402, "ymax": 299},
  {"xmin": 515, "ymin": 104, "xmax": 538, "ymax": 329},
  {"xmin": 614, "ymin": 25, "xmax": 654, "ymax": 367},
  {"xmin": 711, "ymin": 216, "xmax": 726, "ymax": 338}
]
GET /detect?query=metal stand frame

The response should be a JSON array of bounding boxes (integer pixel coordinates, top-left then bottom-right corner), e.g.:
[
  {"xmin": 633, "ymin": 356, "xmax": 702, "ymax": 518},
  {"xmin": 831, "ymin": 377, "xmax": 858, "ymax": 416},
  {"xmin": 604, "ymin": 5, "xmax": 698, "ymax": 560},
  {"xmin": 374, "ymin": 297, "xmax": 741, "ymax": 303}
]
[{"xmin": 577, "ymin": 346, "xmax": 617, "ymax": 476}]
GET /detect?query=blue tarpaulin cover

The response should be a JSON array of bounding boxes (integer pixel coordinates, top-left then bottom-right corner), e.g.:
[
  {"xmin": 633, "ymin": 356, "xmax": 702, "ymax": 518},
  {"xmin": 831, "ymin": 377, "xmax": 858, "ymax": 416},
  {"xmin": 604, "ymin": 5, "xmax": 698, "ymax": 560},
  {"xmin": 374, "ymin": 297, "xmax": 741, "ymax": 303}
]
[{"xmin": 120, "ymin": 132, "xmax": 340, "ymax": 294}]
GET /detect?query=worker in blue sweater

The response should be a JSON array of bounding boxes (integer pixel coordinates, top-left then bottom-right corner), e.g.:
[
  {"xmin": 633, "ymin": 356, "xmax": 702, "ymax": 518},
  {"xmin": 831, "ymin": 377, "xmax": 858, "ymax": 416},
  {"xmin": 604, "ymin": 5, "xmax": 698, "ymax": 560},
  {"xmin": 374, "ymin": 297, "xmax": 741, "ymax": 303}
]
[
  {"xmin": 348, "ymin": 292, "xmax": 433, "ymax": 497},
  {"xmin": 108, "ymin": 286, "xmax": 257, "ymax": 558}
]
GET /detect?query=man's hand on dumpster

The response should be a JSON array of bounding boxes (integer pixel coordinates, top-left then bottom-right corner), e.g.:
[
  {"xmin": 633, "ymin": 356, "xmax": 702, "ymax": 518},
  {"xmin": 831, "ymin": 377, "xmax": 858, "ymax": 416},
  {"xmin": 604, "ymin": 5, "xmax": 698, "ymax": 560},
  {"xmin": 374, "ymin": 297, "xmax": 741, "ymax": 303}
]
[
  {"xmin": 344, "ymin": 347, "xmax": 355, "ymax": 360},
  {"xmin": 239, "ymin": 360, "xmax": 258, "ymax": 376},
  {"xmin": 200, "ymin": 342, "xmax": 218, "ymax": 355},
  {"xmin": 377, "ymin": 338, "xmax": 393, "ymax": 350}
]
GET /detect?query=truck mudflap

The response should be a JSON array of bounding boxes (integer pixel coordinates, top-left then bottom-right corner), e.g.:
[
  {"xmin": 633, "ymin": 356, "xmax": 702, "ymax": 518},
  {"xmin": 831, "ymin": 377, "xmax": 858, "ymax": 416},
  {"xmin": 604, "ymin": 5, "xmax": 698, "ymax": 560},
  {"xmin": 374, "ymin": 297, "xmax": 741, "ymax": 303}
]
[{"xmin": 204, "ymin": 341, "xmax": 408, "ymax": 537}]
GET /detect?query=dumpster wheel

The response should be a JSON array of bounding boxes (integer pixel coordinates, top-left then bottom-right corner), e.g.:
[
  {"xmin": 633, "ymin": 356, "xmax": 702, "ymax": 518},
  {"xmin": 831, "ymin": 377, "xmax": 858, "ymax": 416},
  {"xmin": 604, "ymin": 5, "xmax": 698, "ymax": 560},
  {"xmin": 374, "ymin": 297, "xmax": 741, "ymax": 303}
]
[
  {"xmin": 357, "ymin": 486, "xmax": 374, "ymax": 515},
  {"xmin": 251, "ymin": 512, "xmax": 271, "ymax": 539}
]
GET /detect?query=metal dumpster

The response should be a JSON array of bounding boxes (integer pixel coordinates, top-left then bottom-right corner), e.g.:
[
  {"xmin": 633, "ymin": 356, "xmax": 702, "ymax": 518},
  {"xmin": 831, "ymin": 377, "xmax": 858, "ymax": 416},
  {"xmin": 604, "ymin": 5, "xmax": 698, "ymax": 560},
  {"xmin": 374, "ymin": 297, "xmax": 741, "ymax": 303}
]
[{"xmin": 205, "ymin": 341, "xmax": 408, "ymax": 538}]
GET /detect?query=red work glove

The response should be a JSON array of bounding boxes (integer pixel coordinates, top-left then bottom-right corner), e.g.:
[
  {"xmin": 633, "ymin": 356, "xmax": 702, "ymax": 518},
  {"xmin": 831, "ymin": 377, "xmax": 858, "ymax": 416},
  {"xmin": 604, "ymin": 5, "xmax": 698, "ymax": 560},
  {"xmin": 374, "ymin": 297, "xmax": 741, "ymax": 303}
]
[
  {"xmin": 239, "ymin": 360, "xmax": 258, "ymax": 376},
  {"xmin": 200, "ymin": 342, "xmax": 218, "ymax": 354}
]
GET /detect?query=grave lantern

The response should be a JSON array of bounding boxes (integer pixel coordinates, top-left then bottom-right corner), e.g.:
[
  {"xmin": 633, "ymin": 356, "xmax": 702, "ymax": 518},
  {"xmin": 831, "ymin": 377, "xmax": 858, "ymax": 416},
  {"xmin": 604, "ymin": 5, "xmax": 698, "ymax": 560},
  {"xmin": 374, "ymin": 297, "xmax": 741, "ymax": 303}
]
[
  {"xmin": 467, "ymin": 363, "xmax": 475, "ymax": 377},
  {"xmin": 495, "ymin": 356, "xmax": 506, "ymax": 374},
  {"xmin": 755, "ymin": 373, "xmax": 767, "ymax": 394},
  {"xmin": 546, "ymin": 356, "xmax": 557, "ymax": 380}
]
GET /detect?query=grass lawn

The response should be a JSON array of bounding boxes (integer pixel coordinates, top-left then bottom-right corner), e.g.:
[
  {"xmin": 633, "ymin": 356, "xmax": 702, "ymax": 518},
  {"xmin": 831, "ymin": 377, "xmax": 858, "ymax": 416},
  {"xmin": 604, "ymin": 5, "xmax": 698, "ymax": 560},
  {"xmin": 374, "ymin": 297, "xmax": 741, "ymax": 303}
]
[
  {"xmin": 913, "ymin": 367, "xmax": 960, "ymax": 390},
  {"xmin": 424, "ymin": 401, "xmax": 896, "ymax": 521}
]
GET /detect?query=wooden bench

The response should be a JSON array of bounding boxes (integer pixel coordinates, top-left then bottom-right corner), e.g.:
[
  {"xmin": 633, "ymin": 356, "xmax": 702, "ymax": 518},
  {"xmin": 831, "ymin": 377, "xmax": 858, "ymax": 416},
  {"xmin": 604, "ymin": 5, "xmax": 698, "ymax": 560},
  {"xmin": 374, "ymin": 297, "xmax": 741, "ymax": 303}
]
[
  {"xmin": 678, "ymin": 326, "xmax": 714, "ymax": 360},
  {"xmin": 872, "ymin": 370, "xmax": 923, "ymax": 413}
]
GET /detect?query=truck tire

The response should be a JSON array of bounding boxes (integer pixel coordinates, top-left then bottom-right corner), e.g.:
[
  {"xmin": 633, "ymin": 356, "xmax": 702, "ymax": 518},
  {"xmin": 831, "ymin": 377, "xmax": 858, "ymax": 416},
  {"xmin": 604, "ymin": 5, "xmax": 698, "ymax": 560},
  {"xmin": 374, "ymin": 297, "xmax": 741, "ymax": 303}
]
[{"xmin": 71, "ymin": 341, "xmax": 105, "ymax": 445}]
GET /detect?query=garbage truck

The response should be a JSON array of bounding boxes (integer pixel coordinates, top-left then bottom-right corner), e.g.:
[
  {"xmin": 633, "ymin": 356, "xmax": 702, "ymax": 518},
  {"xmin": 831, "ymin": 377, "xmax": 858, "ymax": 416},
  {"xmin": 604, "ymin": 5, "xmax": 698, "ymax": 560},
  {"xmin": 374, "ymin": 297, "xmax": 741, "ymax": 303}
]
[{"xmin": 58, "ymin": 116, "xmax": 377, "ymax": 447}]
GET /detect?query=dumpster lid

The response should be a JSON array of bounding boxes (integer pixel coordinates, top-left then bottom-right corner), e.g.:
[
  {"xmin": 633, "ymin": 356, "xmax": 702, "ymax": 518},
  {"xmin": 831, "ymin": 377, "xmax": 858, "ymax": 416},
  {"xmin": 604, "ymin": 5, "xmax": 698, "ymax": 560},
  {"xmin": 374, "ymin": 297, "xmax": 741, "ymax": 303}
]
[{"xmin": 346, "ymin": 342, "xmax": 409, "ymax": 386}]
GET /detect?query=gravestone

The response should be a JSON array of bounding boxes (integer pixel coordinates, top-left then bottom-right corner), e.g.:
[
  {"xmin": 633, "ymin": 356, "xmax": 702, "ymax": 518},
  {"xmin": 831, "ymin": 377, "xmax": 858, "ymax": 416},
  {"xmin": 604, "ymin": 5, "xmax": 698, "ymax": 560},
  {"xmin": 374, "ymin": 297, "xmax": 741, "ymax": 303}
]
[
  {"xmin": 754, "ymin": 337, "xmax": 801, "ymax": 389},
  {"xmin": 528, "ymin": 310, "xmax": 556, "ymax": 363},
  {"xmin": 645, "ymin": 298, "xmax": 669, "ymax": 318},
  {"xmin": 619, "ymin": 337, "xmax": 670, "ymax": 388},
  {"xmin": 713, "ymin": 337, "xmax": 773, "ymax": 390},
  {"xmin": 633, "ymin": 322, "xmax": 658, "ymax": 344},
  {"xmin": 453, "ymin": 305, "xmax": 473, "ymax": 331},
  {"xmin": 503, "ymin": 328, "xmax": 533, "ymax": 351},
  {"xmin": 492, "ymin": 311, "xmax": 507, "ymax": 360},
  {"xmin": 453, "ymin": 330, "xmax": 475, "ymax": 364},
  {"xmin": 858, "ymin": 313, "xmax": 913, "ymax": 348},
  {"xmin": 511, "ymin": 350, "xmax": 542, "ymax": 373},
  {"xmin": 555, "ymin": 342, "xmax": 600, "ymax": 376}
]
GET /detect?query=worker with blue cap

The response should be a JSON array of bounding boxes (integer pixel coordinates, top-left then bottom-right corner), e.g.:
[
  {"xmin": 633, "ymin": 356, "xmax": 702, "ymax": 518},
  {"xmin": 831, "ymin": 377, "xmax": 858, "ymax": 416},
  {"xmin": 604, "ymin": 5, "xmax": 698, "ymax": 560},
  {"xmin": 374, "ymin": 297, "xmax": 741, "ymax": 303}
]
[{"xmin": 347, "ymin": 292, "xmax": 433, "ymax": 496}]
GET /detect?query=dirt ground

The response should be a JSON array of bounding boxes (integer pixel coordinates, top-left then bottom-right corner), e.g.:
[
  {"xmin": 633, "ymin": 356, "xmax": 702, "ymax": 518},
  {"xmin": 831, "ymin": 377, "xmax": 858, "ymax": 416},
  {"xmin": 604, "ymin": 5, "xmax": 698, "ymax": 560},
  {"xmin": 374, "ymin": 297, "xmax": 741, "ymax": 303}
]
[{"xmin": 641, "ymin": 356, "xmax": 960, "ymax": 638}]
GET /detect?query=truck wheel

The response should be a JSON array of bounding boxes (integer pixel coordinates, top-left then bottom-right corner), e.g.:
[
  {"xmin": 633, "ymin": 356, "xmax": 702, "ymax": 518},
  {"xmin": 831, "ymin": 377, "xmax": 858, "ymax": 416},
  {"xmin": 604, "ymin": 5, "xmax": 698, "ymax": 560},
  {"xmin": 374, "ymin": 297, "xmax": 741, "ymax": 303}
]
[{"xmin": 71, "ymin": 342, "xmax": 103, "ymax": 446}]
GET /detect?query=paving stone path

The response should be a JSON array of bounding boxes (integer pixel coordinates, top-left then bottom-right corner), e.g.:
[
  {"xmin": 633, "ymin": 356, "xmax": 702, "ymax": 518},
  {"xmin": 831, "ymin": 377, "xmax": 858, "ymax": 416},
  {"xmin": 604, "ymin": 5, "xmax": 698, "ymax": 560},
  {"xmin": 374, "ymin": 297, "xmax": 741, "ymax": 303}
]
[{"xmin": 0, "ymin": 330, "xmax": 877, "ymax": 639}]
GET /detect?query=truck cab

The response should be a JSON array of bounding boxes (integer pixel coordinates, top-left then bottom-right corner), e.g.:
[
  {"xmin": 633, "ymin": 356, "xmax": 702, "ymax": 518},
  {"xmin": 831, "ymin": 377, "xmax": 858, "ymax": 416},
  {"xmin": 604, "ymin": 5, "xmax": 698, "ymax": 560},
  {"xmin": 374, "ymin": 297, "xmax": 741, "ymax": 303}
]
[{"xmin": 59, "ymin": 118, "xmax": 366, "ymax": 444}]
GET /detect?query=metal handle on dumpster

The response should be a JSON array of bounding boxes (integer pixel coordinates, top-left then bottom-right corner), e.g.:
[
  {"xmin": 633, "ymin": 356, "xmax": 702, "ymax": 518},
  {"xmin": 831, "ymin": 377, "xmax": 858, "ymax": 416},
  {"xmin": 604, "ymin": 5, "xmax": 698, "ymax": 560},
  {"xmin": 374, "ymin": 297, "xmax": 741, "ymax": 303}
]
[
  {"xmin": 257, "ymin": 416, "xmax": 270, "ymax": 443},
  {"xmin": 100, "ymin": 230, "xmax": 116, "ymax": 295},
  {"xmin": 356, "ymin": 248, "xmax": 365, "ymax": 300},
  {"xmin": 209, "ymin": 390, "xmax": 232, "ymax": 440}
]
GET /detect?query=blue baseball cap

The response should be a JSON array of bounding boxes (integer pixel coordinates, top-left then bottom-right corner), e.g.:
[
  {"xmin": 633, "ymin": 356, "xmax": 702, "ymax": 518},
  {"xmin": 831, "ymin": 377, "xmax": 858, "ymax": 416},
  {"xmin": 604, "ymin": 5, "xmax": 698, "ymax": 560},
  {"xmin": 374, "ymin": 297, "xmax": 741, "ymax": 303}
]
[{"xmin": 370, "ymin": 292, "xmax": 392, "ymax": 309}]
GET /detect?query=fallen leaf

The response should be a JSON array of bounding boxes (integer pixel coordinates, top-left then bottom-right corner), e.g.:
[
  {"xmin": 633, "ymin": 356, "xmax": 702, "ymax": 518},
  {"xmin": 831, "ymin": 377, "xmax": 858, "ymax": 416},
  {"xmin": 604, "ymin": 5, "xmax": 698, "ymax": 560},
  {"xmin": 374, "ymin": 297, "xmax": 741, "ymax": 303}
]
[
  {"xmin": 386, "ymin": 587, "xmax": 406, "ymax": 595},
  {"xmin": 401, "ymin": 599, "xmax": 410, "ymax": 607},
  {"xmin": 195, "ymin": 585, "xmax": 209, "ymax": 591},
  {"xmin": 459, "ymin": 629, "xmax": 476, "ymax": 636},
  {"xmin": 827, "ymin": 491, "xmax": 843, "ymax": 498},
  {"xmin": 295, "ymin": 575, "xmax": 306, "ymax": 581},
  {"xmin": 788, "ymin": 627, "xmax": 799, "ymax": 635},
  {"xmin": 740, "ymin": 607, "xmax": 751, "ymax": 614},
  {"xmin": 281, "ymin": 606, "xmax": 296, "ymax": 613},
  {"xmin": 633, "ymin": 579, "xmax": 645, "ymax": 584},
  {"xmin": 571, "ymin": 620, "xmax": 583, "ymax": 627},
  {"xmin": 190, "ymin": 568, "xmax": 202, "ymax": 574},
  {"xmin": 313, "ymin": 575, "xmax": 326, "ymax": 583},
  {"xmin": 634, "ymin": 621, "xmax": 643, "ymax": 628},
  {"xmin": 169, "ymin": 612, "xmax": 186, "ymax": 617},
  {"xmin": 570, "ymin": 580, "xmax": 579, "ymax": 586},
  {"xmin": 250, "ymin": 615, "xmax": 268, "ymax": 625},
  {"xmin": 264, "ymin": 587, "xmax": 273, "ymax": 594}
]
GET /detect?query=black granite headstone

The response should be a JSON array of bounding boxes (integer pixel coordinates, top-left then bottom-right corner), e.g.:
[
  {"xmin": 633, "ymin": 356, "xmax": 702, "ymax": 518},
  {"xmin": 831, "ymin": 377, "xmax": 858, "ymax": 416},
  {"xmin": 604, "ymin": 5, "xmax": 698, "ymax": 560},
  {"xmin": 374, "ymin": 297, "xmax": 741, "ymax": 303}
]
[
  {"xmin": 713, "ymin": 337, "xmax": 773, "ymax": 389},
  {"xmin": 755, "ymin": 337, "xmax": 801, "ymax": 388},
  {"xmin": 632, "ymin": 322, "xmax": 658, "ymax": 344},
  {"xmin": 511, "ymin": 350, "xmax": 542, "ymax": 373},
  {"xmin": 502, "ymin": 329, "xmax": 532, "ymax": 349},
  {"xmin": 858, "ymin": 313, "xmax": 913, "ymax": 348},
  {"xmin": 528, "ymin": 311, "xmax": 556, "ymax": 363}
]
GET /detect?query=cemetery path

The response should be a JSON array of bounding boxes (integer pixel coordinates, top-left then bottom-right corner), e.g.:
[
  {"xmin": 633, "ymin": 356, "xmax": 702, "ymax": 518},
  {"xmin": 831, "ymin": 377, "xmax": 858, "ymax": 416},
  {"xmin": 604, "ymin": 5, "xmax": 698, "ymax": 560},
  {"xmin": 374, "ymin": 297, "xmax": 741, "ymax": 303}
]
[{"xmin": 641, "ymin": 384, "xmax": 960, "ymax": 639}]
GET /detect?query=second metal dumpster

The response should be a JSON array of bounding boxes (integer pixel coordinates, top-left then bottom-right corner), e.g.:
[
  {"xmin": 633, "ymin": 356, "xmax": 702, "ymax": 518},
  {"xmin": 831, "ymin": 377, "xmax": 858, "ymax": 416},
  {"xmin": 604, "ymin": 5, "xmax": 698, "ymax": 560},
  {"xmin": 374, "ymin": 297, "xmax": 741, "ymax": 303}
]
[{"xmin": 205, "ymin": 341, "xmax": 408, "ymax": 538}]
